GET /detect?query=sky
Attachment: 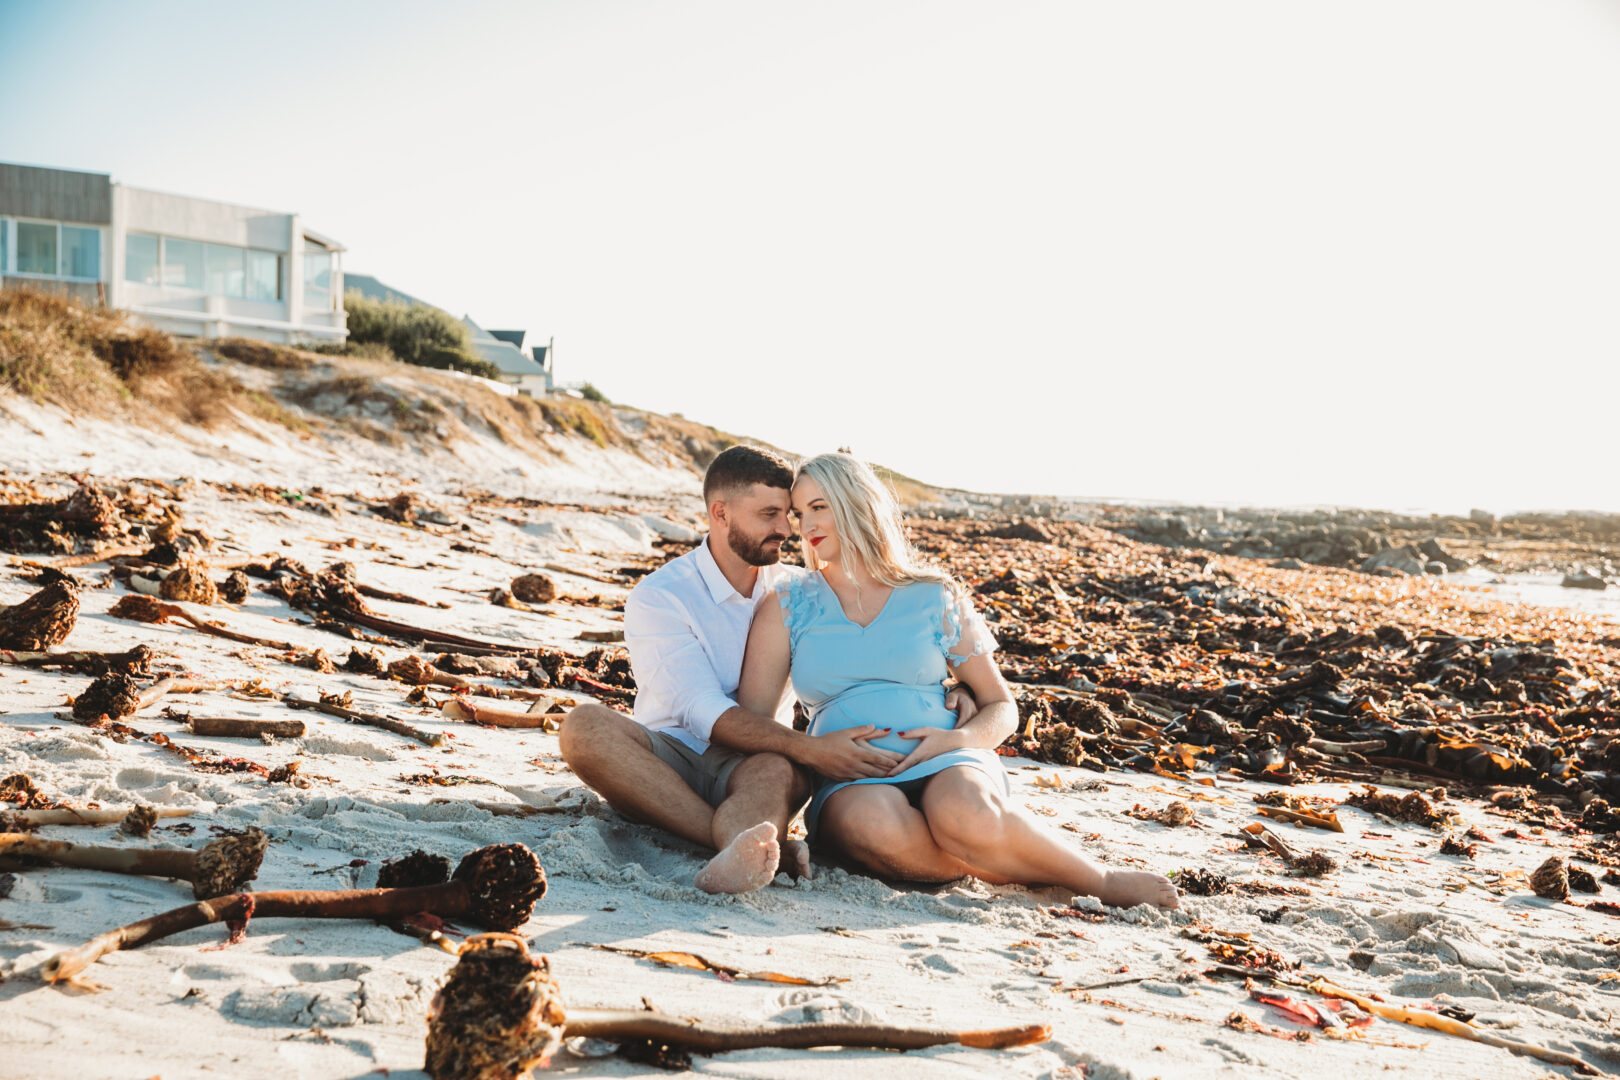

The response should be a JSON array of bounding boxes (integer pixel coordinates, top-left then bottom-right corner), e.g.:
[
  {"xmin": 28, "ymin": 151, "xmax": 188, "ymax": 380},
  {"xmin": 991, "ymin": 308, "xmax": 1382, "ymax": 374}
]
[{"xmin": 3, "ymin": 1, "xmax": 1618, "ymax": 513}]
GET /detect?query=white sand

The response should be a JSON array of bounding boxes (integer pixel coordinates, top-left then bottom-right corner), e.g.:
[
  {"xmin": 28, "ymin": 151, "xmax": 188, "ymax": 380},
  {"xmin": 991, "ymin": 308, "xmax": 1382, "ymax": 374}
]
[{"xmin": 2, "ymin": 404, "xmax": 1617, "ymax": 1080}]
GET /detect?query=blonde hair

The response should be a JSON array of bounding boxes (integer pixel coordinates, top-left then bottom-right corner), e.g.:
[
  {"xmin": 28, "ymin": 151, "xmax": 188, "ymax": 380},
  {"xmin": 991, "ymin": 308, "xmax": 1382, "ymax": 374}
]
[{"xmin": 796, "ymin": 453, "xmax": 954, "ymax": 599}]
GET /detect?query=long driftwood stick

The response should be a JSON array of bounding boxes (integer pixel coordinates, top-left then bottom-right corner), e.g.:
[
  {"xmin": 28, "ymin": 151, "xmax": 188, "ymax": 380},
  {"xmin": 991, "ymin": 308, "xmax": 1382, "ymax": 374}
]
[
  {"xmin": 187, "ymin": 716, "xmax": 306, "ymax": 738},
  {"xmin": 0, "ymin": 645, "xmax": 154, "ymax": 676},
  {"xmin": 0, "ymin": 828, "xmax": 265, "ymax": 899},
  {"xmin": 45, "ymin": 843, "xmax": 545, "ymax": 983},
  {"xmin": 283, "ymin": 695, "xmax": 445, "ymax": 747},
  {"xmin": 6, "ymin": 806, "xmax": 195, "ymax": 827},
  {"xmin": 563, "ymin": 1009, "xmax": 1052, "ymax": 1051}
]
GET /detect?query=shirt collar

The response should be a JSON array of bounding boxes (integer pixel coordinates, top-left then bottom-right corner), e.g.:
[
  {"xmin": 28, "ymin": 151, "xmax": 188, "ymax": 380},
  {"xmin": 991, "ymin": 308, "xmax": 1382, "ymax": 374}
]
[{"xmin": 695, "ymin": 535, "xmax": 757, "ymax": 605}]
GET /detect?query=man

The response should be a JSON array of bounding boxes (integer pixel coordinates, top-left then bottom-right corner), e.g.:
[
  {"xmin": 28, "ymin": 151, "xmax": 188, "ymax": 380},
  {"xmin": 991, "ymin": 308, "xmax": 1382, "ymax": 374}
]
[{"xmin": 560, "ymin": 445, "xmax": 925, "ymax": 894}]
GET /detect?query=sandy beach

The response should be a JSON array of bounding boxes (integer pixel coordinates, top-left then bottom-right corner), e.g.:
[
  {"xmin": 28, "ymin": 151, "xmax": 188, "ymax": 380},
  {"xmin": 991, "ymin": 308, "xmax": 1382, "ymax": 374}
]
[{"xmin": 2, "ymin": 350, "xmax": 1619, "ymax": 1080}]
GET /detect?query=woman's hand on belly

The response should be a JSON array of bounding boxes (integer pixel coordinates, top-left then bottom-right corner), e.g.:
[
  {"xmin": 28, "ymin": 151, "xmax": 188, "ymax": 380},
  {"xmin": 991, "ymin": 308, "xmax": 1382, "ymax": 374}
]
[{"xmin": 886, "ymin": 726, "xmax": 969, "ymax": 777}]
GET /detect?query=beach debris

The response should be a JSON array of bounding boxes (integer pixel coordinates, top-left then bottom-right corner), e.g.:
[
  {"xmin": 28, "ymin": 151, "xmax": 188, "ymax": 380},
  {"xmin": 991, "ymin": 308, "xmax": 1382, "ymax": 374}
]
[
  {"xmin": 1174, "ymin": 869, "xmax": 1229, "ymax": 896},
  {"xmin": 119, "ymin": 804, "xmax": 158, "ymax": 838},
  {"xmin": 157, "ymin": 561, "xmax": 218, "ymax": 605},
  {"xmin": 283, "ymin": 694, "xmax": 446, "ymax": 747},
  {"xmin": 426, "ymin": 933, "xmax": 568, "ymax": 1080},
  {"xmin": 6, "ymin": 806, "xmax": 196, "ymax": 827},
  {"xmin": 1341, "ymin": 786, "xmax": 1458, "ymax": 830},
  {"xmin": 216, "ymin": 569, "xmax": 252, "ymax": 604},
  {"xmin": 185, "ymin": 716, "xmax": 306, "ymax": 739},
  {"xmin": 578, "ymin": 629, "xmax": 625, "ymax": 644},
  {"xmin": 70, "ymin": 675, "xmax": 213, "ymax": 723},
  {"xmin": 444, "ymin": 697, "xmax": 557, "ymax": 730},
  {"xmin": 1212, "ymin": 963, "xmax": 1598, "ymax": 1071},
  {"xmin": 1290, "ymin": 851, "xmax": 1337, "ymax": 877},
  {"xmin": 342, "ymin": 646, "xmax": 387, "ymax": 675},
  {"xmin": 107, "ymin": 594, "xmax": 295, "ymax": 650},
  {"xmin": 589, "ymin": 943, "xmax": 847, "ymax": 987},
  {"xmin": 0, "ymin": 576, "xmax": 80, "ymax": 650},
  {"xmin": 1127, "ymin": 801, "xmax": 1196, "ymax": 827},
  {"xmin": 1, "ymin": 773, "xmax": 57, "ymax": 810},
  {"xmin": 510, "ymin": 573, "xmax": 556, "ymax": 605},
  {"xmin": 1561, "ymin": 569, "xmax": 1608, "ymax": 591},
  {"xmin": 1530, "ymin": 856, "xmax": 1570, "ymax": 900},
  {"xmin": 1240, "ymin": 824, "xmax": 1337, "ymax": 877},
  {"xmin": 0, "ymin": 826, "xmax": 266, "ymax": 899},
  {"xmin": 389, "ymin": 654, "xmax": 461, "ymax": 689},
  {"xmin": 1249, "ymin": 990, "xmax": 1372, "ymax": 1031},
  {"xmin": 378, "ymin": 850, "xmax": 452, "ymax": 889},
  {"xmin": 426, "ymin": 934, "xmax": 1047, "ymax": 1079},
  {"xmin": 1254, "ymin": 805, "xmax": 1343, "ymax": 832},
  {"xmin": 1568, "ymin": 865, "xmax": 1600, "ymax": 893},
  {"xmin": 0, "ymin": 643, "xmax": 154, "ymax": 676},
  {"xmin": 43, "ymin": 842, "xmax": 548, "ymax": 983},
  {"xmin": 1439, "ymin": 833, "xmax": 1478, "ymax": 858},
  {"xmin": 70, "ymin": 673, "xmax": 141, "ymax": 721},
  {"xmin": 0, "ymin": 481, "xmax": 137, "ymax": 554}
]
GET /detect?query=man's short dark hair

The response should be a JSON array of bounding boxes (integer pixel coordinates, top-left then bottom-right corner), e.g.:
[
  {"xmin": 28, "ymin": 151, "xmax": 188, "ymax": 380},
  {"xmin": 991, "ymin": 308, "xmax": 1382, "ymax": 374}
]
[{"xmin": 703, "ymin": 444, "xmax": 793, "ymax": 505}]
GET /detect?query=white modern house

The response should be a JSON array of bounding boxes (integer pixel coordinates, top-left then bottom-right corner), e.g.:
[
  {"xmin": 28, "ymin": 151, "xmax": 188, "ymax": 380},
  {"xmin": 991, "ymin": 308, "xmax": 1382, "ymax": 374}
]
[{"xmin": 0, "ymin": 161, "xmax": 346, "ymax": 344}]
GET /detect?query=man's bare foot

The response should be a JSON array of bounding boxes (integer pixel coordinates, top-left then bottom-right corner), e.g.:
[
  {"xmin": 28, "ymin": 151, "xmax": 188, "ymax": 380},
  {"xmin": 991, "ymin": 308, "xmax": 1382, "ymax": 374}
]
[
  {"xmin": 1092, "ymin": 869, "xmax": 1180, "ymax": 909},
  {"xmin": 782, "ymin": 837, "xmax": 812, "ymax": 881},
  {"xmin": 696, "ymin": 822, "xmax": 780, "ymax": 894}
]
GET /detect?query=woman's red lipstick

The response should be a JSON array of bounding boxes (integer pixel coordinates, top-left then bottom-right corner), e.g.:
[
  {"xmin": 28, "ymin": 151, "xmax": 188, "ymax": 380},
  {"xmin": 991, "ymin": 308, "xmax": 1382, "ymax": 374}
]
[{"xmin": 809, "ymin": 537, "xmax": 824, "ymax": 547}]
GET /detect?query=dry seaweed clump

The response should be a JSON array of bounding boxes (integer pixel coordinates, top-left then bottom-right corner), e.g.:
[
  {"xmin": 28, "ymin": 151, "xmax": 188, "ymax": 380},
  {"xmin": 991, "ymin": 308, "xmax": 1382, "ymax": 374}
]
[
  {"xmin": 343, "ymin": 647, "xmax": 387, "ymax": 675},
  {"xmin": 119, "ymin": 804, "xmax": 158, "ymax": 838},
  {"xmin": 1530, "ymin": 857, "xmax": 1570, "ymax": 900},
  {"xmin": 1176, "ymin": 868, "xmax": 1229, "ymax": 896},
  {"xmin": 1342, "ymin": 786, "xmax": 1460, "ymax": 830},
  {"xmin": 1439, "ymin": 834, "xmax": 1478, "ymax": 859},
  {"xmin": 379, "ymin": 850, "xmax": 452, "ymax": 889},
  {"xmin": 159, "ymin": 561, "xmax": 217, "ymax": 605},
  {"xmin": 0, "ymin": 576, "xmax": 81, "ymax": 650},
  {"xmin": 510, "ymin": 574, "xmax": 556, "ymax": 605},
  {"xmin": 1291, "ymin": 851, "xmax": 1337, "ymax": 877},
  {"xmin": 425, "ymin": 934, "xmax": 566, "ymax": 1080},
  {"xmin": 71, "ymin": 672, "xmax": 142, "ymax": 722},
  {"xmin": 1567, "ymin": 865, "xmax": 1600, "ymax": 894}
]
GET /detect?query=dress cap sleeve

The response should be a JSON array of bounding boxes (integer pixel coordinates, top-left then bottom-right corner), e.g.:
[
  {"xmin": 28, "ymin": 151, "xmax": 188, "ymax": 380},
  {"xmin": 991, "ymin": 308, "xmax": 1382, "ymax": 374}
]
[{"xmin": 936, "ymin": 583, "xmax": 996, "ymax": 664}]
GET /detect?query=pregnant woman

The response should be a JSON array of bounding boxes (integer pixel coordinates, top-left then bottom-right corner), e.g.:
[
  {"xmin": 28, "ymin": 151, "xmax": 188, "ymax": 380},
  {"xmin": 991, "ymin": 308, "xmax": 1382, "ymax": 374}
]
[{"xmin": 736, "ymin": 452, "xmax": 1178, "ymax": 910}]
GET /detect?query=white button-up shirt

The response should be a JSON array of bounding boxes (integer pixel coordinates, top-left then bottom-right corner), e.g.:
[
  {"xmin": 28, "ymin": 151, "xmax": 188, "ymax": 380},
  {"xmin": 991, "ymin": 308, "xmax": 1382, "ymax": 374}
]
[{"xmin": 623, "ymin": 537, "xmax": 800, "ymax": 753}]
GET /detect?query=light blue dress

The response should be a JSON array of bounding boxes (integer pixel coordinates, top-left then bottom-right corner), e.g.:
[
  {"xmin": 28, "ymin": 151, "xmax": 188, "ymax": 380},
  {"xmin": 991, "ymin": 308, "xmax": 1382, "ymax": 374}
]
[{"xmin": 776, "ymin": 573, "xmax": 1010, "ymax": 841}]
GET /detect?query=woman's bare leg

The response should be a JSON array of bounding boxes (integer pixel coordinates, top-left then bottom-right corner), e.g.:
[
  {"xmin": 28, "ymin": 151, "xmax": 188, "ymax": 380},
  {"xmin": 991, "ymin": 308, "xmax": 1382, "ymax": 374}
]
[
  {"xmin": 816, "ymin": 784, "xmax": 980, "ymax": 883},
  {"xmin": 919, "ymin": 767, "xmax": 1179, "ymax": 909}
]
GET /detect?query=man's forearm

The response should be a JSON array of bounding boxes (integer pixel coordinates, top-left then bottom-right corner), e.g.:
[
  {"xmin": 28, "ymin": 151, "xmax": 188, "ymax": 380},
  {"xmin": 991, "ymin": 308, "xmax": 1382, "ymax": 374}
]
[{"xmin": 708, "ymin": 705, "xmax": 810, "ymax": 760}]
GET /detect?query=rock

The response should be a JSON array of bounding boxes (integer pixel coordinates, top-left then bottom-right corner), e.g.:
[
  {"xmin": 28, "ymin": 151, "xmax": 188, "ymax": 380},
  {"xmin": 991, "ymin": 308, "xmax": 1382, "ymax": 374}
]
[
  {"xmin": 1424, "ymin": 561, "xmax": 1448, "ymax": 576},
  {"xmin": 1561, "ymin": 569, "xmax": 1608, "ymax": 591},
  {"xmin": 1270, "ymin": 558, "xmax": 1306, "ymax": 570},
  {"xmin": 1469, "ymin": 508, "xmax": 1497, "ymax": 526},
  {"xmin": 1361, "ymin": 545, "xmax": 1429, "ymax": 577},
  {"xmin": 1418, "ymin": 538, "xmax": 1468, "ymax": 572}
]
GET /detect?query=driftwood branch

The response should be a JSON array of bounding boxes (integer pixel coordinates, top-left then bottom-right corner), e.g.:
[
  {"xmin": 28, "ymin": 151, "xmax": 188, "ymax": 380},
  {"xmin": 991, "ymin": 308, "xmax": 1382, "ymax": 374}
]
[
  {"xmin": 187, "ymin": 716, "xmax": 306, "ymax": 738},
  {"xmin": 7, "ymin": 806, "xmax": 195, "ymax": 826},
  {"xmin": 107, "ymin": 595, "xmax": 293, "ymax": 650},
  {"xmin": 45, "ymin": 843, "xmax": 545, "ymax": 983},
  {"xmin": 283, "ymin": 695, "xmax": 445, "ymax": 747},
  {"xmin": 0, "ymin": 828, "xmax": 265, "ymax": 898},
  {"xmin": 563, "ymin": 1009, "xmax": 1051, "ymax": 1052},
  {"xmin": 443, "ymin": 697, "xmax": 555, "ymax": 730}
]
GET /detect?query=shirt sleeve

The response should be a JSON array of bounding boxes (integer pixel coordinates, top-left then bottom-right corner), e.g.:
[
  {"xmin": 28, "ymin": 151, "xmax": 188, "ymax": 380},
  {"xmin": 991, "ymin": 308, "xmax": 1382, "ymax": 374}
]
[{"xmin": 623, "ymin": 586, "xmax": 737, "ymax": 743}]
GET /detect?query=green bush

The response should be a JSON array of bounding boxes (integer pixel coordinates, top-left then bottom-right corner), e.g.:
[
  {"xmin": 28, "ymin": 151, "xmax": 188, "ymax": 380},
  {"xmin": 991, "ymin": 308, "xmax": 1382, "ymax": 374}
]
[
  {"xmin": 343, "ymin": 292, "xmax": 499, "ymax": 380},
  {"xmin": 579, "ymin": 381, "xmax": 610, "ymax": 404}
]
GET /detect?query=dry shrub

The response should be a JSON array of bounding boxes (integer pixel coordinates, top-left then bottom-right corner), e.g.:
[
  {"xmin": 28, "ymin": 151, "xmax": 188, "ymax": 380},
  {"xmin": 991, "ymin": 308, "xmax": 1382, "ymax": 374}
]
[
  {"xmin": 0, "ymin": 288, "xmax": 274, "ymax": 430},
  {"xmin": 211, "ymin": 337, "xmax": 313, "ymax": 371}
]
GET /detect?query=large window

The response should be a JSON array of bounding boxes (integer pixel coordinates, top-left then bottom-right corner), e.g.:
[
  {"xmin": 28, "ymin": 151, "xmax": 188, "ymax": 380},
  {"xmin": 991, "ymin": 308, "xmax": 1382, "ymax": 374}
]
[
  {"xmin": 62, "ymin": 226, "xmax": 100, "ymax": 279},
  {"xmin": 205, "ymin": 243, "xmax": 245, "ymax": 298},
  {"xmin": 126, "ymin": 233, "xmax": 160, "ymax": 285},
  {"xmin": 246, "ymin": 249, "xmax": 281, "ymax": 301},
  {"xmin": 0, "ymin": 220, "xmax": 7, "ymax": 272},
  {"xmin": 163, "ymin": 238, "xmax": 204, "ymax": 290},
  {"xmin": 304, "ymin": 245, "xmax": 333, "ymax": 311},
  {"xmin": 17, "ymin": 222, "xmax": 57, "ymax": 275}
]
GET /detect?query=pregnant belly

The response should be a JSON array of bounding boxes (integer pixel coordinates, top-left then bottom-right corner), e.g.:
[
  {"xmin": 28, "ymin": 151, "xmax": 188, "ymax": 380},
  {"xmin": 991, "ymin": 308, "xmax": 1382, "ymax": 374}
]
[{"xmin": 809, "ymin": 684, "xmax": 954, "ymax": 755}]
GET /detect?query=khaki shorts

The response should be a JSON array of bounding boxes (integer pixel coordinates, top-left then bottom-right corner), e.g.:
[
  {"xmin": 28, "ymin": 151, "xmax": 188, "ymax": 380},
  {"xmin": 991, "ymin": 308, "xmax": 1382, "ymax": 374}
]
[{"xmin": 644, "ymin": 729, "xmax": 746, "ymax": 807}]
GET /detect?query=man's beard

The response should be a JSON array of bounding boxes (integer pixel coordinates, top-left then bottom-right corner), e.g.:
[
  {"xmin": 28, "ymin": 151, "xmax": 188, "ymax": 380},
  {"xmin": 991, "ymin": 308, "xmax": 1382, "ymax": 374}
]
[{"xmin": 727, "ymin": 528, "xmax": 782, "ymax": 567}]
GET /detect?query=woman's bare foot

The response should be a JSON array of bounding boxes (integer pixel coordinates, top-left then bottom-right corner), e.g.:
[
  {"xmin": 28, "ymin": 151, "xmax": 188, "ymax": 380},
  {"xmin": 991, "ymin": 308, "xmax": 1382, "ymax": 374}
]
[
  {"xmin": 782, "ymin": 837, "xmax": 812, "ymax": 881},
  {"xmin": 1091, "ymin": 868, "xmax": 1180, "ymax": 909},
  {"xmin": 696, "ymin": 822, "xmax": 780, "ymax": 894}
]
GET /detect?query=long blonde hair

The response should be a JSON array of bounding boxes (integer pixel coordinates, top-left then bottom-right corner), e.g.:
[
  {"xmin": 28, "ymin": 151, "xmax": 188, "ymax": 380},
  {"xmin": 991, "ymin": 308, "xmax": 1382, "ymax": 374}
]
[{"xmin": 796, "ymin": 453, "xmax": 954, "ymax": 599}]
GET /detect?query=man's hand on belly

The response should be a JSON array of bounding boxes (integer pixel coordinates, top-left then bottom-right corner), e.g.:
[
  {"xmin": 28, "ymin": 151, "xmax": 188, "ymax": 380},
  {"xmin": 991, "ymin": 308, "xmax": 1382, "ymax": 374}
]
[
  {"xmin": 805, "ymin": 725, "xmax": 906, "ymax": 782},
  {"xmin": 886, "ymin": 726, "xmax": 968, "ymax": 778}
]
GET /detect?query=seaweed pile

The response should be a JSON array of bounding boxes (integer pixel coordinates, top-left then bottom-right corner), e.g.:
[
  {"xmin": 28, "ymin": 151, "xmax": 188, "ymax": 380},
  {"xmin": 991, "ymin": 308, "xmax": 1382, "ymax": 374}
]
[{"xmin": 903, "ymin": 518, "xmax": 1620, "ymax": 823}]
